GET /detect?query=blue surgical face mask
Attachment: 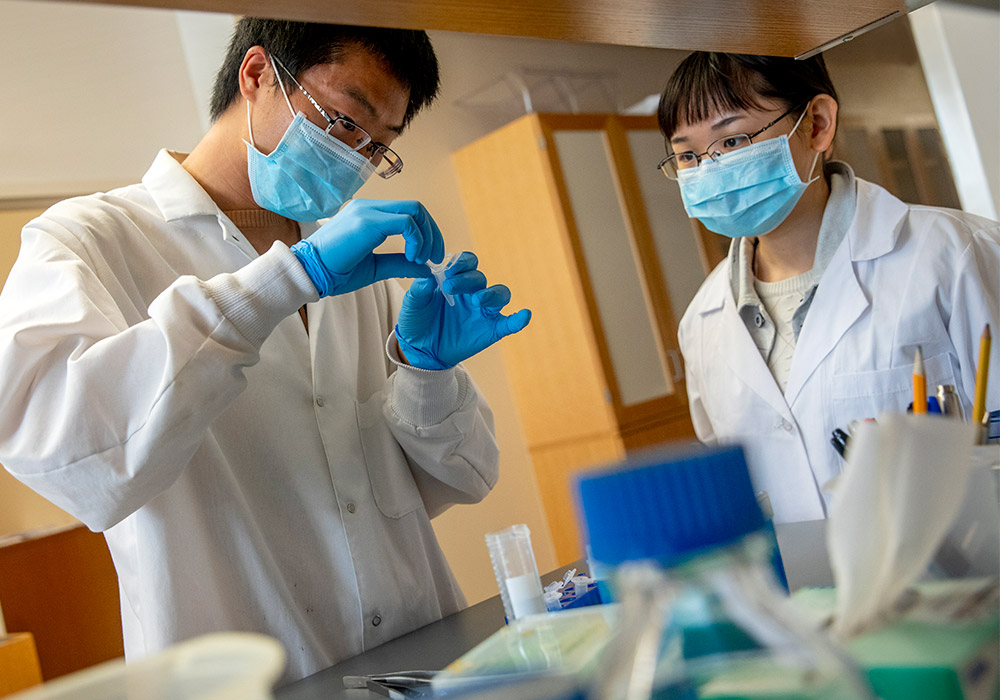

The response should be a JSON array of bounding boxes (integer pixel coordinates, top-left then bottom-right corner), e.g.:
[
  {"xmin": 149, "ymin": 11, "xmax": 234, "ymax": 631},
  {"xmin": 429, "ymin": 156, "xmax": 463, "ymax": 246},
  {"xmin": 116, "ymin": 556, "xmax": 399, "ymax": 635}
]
[
  {"xmin": 244, "ymin": 58, "xmax": 375, "ymax": 222},
  {"xmin": 677, "ymin": 108, "xmax": 820, "ymax": 238}
]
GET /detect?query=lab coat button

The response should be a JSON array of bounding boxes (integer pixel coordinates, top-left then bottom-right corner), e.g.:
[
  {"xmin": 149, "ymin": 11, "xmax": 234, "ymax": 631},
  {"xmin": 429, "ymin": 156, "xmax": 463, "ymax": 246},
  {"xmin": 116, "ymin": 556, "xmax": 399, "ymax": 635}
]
[
  {"xmin": 346, "ymin": 502, "xmax": 356, "ymax": 514},
  {"xmin": 315, "ymin": 397, "xmax": 325, "ymax": 408},
  {"xmin": 372, "ymin": 615, "xmax": 382, "ymax": 626},
  {"xmin": 781, "ymin": 419, "xmax": 793, "ymax": 432},
  {"xmin": 754, "ymin": 313, "xmax": 765, "ymax": 328}
]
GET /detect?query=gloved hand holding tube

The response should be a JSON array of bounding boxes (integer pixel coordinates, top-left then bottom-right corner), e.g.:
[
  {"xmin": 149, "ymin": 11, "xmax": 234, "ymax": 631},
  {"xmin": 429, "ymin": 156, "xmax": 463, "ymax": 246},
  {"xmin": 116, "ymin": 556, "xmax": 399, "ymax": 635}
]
[
  {"xmin": 395, "ymin": 252, "xmax": 531, "ymax": 370},
  {"xmin": 290, "ymin": 199, "xmax": 444, "ymax": 297}
]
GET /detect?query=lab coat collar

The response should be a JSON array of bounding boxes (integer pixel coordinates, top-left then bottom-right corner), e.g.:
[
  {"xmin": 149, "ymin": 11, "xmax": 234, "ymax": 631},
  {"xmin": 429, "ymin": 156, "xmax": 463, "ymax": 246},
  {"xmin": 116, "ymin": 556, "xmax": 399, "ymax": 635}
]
[
  {"xmin": 846, "ymin": 179, "xmax": 909, "ymax": 262},
  {"xmin": 783, "ymin": 225, "xmax": 870, "ymax": 405},
  {"xmin": 142, "ymin": 150, "xmax": 222, "ymax": 222},
  {"xmin": 698, "ymin": 257, "xmax": 788, "ymax": 417},
  {"xmin": 782, "ymin": 179, "xmax": 900, "ymax": 403},
  {"xmin": 141, "ymin": 149, "xmax": 322, "ymax": 243},
  {"xmin": 699, "ymin": 254, "xmax": 731, "ymax": 315}
]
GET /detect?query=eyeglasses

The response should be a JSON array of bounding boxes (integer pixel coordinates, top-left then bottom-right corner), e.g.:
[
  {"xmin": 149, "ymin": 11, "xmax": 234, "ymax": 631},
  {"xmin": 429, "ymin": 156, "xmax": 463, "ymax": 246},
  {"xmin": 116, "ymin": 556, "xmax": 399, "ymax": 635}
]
[
  {"xmin": 657, "ymin": 102, "xmax": 807, "ymax": 180},
  {"xmin": 272, "ymin": 56, "xmax": 403, "ymax": 179}
]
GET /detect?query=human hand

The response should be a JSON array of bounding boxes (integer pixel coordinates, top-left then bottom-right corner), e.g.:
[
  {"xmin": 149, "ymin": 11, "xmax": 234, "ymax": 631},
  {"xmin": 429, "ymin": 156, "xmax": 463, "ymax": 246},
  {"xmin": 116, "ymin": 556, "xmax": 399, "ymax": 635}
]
[
  {"xmin": 290, "ymin": 199, "xmax": 443, "ymax": 297},
  {"xmin": 395, "ymin": 252, "xmax": 532, "ymax": 370}
]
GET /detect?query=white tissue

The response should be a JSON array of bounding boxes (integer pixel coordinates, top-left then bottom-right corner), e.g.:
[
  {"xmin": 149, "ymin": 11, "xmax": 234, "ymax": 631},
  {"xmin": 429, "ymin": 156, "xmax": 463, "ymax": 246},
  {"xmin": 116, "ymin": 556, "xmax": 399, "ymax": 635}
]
[{"xmin": 827, "ymin": 413, "xmax": 979, "ymax": 637}]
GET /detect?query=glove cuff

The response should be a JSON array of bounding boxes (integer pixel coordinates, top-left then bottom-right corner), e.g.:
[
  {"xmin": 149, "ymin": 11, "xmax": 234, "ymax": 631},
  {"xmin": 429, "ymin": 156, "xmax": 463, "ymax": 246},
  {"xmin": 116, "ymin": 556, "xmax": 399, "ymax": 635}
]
[
  {"xmin": 395, "ymin": 325, "xmax": 453, "ymax": 371},
  {"xmin": 290, "ymin": 239, "xmax": 331, "ymax": 297}
]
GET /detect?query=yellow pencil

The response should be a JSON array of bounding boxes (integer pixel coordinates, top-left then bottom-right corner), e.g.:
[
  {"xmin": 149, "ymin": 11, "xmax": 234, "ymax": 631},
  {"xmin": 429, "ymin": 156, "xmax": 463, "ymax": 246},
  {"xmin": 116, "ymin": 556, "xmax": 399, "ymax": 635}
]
[
  {"xmin": 972, "ymin": 324, "xmax": 991, "ymax": 424},
  {"xmin": 913, "ymin": 347, "xmax": 927, "ymax": 415}
]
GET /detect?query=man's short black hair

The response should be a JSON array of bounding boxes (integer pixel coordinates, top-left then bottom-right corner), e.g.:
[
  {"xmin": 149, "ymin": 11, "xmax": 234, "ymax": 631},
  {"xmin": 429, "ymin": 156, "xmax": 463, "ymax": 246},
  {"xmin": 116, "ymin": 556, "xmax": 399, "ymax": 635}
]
[
  {"xmin": 658, "ymin": 52, "xmax": 839, "ymax": 140},
  {"xmin": 210, "ymin": 18, "xmax": 440, "ymax": 128}
]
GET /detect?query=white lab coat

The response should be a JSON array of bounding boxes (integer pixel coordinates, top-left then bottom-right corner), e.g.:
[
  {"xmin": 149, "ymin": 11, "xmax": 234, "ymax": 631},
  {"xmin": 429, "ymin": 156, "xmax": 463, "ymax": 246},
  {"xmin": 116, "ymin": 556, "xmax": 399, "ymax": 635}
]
[
  {"xmin": 0, "ymin": 151, "xmax": 499, "ymax": 683},
  {"xmin": 679, "ymin": 178, "xmax": 1000, "ymax": 523}
]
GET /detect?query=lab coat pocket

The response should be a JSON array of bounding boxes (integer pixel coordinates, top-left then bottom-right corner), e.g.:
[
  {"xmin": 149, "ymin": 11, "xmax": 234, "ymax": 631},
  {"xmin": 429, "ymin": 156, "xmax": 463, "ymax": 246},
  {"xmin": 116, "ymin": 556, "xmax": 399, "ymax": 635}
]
[
  {"xmin": 830, "ymin": 352, "xmax": 957, "ymax": 427},
  {"xmin": 356, "ymin": 394, "xmax": 425, "ymax": 519}
]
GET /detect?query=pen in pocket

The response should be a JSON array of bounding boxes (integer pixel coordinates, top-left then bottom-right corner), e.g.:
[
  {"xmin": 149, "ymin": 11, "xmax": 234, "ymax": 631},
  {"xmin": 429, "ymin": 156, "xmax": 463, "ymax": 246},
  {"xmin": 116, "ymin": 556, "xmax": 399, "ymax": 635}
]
[{"xmin": 830, "ymin": 428, "xmax": 850, "ymax": 458}]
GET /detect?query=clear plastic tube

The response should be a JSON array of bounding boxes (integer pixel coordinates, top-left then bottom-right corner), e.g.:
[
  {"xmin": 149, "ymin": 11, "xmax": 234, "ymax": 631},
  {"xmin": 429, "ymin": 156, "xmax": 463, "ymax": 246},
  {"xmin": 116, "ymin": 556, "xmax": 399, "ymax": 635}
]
[
  {"xmin": 427, "ymin": 253, "xmax": 461, "ymax": 306},
  {"xmin": 486, "ymin": 524, "xmax": 546, "ymax": 621}
]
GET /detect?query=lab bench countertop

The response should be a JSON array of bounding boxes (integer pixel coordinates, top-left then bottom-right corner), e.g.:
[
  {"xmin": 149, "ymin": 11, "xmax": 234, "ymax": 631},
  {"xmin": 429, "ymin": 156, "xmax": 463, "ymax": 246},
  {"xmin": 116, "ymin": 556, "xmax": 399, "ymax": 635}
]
[{"xmin": 274, "ymin": 562, "xmax": 581, "ymax": 700}]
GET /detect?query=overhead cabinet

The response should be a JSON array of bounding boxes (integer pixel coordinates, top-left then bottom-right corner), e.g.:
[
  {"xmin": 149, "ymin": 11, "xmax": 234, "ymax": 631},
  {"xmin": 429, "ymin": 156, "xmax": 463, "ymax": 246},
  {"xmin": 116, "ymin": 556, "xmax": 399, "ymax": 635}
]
[{"xmin": 48, "ymin": 0, "xmax": 908, "ymax": 58}]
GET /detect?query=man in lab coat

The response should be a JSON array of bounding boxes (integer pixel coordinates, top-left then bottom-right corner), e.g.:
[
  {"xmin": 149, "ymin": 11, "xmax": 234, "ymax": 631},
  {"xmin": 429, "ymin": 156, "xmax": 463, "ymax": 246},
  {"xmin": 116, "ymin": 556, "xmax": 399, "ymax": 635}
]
[{"xmin": 0, "ymin": 19, "xmax": 529, "ymax": 682}]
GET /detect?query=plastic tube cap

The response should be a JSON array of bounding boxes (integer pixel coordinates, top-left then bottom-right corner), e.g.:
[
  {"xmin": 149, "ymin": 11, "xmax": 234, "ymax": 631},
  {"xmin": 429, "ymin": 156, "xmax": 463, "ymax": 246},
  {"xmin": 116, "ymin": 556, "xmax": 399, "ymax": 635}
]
[{"xmin": 577, "ymin": 445, "xmax": 764, "ymax": 567}]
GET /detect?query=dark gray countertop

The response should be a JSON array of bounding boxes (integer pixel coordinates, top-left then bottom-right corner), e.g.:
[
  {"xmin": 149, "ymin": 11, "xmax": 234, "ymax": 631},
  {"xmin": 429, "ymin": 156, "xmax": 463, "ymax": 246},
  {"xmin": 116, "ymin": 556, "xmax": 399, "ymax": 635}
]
[{"xmin": 275, "ymin": 561, "xmax": 585, "ymax": 700}]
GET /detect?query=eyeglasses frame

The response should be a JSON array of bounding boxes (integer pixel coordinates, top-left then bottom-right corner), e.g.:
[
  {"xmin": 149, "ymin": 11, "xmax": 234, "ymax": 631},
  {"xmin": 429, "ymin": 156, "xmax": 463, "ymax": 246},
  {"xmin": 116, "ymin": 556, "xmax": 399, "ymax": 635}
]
[{"xmin": 657, "ymin": 101, "xmax": 809, "ymax": 180}]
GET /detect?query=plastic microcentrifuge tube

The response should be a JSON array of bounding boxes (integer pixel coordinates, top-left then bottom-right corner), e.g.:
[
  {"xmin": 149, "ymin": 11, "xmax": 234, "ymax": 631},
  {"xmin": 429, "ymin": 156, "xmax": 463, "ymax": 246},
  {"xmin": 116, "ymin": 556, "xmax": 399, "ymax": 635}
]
[
  {"xmin": 485, "ymin": 524, "xmax": 546, "ymax": 621},
  {"xmin": 426, "ymin": 253, "xmax": 461, "ymax": 306}
]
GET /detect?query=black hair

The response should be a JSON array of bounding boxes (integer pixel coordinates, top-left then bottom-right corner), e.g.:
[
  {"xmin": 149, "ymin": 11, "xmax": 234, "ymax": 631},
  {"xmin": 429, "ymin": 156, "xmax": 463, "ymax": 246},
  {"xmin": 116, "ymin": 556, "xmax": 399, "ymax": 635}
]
[
  {"xmin": 657, "ymin": 53, "xmax": 839, "ymax": 140},
  {"xmin": 209, "ymin": 18, "xmax": 440, "ymax": 128}
]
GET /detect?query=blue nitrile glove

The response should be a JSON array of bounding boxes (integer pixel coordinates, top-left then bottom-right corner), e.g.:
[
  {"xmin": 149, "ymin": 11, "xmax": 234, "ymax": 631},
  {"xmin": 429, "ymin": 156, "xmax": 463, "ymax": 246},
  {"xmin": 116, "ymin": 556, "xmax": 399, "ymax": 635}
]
[
  {"xmin": 290, "ymin": 199, "xmax": 444, "ymax": 297},
  {"xmin": 395, "ymin": 252, "xmax": 532, "ymax": 370}
]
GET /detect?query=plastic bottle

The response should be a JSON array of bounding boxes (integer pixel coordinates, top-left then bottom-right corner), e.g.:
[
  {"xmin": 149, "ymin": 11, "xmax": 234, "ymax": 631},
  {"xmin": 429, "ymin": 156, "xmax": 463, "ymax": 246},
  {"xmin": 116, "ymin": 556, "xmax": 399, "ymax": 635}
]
[{"xmin": 577, "ymin": 445, "xmax": 876, "ymax": 700}]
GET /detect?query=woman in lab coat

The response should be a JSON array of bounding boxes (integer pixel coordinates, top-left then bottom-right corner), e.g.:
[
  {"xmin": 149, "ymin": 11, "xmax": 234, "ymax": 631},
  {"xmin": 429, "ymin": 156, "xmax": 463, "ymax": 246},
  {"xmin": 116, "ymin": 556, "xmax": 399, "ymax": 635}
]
[{"xmin": 658, "ymin": 52, "xmax": 999, "ymax": 523}]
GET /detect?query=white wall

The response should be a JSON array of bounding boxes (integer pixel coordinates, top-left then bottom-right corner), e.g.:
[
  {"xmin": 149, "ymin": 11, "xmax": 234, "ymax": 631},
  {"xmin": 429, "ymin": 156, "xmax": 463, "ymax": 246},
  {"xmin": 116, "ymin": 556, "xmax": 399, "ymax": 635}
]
[
  {"xmin": 910, "ymin": 1, "xmax": 1000, "ymax": 219},
  {"xmin": 174, "ymin": 11, "xmax": 237, "ymax": 132},
  {"xmin": 0, "ymin": 0, "xmax": 206, "ymax": 198}
]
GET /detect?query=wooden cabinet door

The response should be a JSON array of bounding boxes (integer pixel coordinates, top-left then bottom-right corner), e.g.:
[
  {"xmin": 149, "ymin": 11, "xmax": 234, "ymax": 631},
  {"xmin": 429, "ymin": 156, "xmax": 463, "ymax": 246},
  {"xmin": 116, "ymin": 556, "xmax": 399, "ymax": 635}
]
[
  {"xmin": 453, "ymin": 115, "xmax": 618, "ymax": 448},
  {"xmin": 539, "ymin": 115, "xmax": 699, "ymax": 436}
]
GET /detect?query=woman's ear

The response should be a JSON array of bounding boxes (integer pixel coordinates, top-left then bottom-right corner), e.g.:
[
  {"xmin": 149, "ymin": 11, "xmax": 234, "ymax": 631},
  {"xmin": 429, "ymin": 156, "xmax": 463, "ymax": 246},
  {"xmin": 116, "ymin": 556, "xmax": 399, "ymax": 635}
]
[
  {"xmin": 806, "ymin": 94, "xmax": 839, "ymax": 155},
  {"xmin": 238, "ymin": 46, "xmax": 273, "ymax": 104}
]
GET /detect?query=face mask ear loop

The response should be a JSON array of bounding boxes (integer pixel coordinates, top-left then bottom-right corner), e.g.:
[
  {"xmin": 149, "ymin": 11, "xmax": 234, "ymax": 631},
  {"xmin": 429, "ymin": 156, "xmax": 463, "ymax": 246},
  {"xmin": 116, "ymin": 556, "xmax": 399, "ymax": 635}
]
[
  {"xmin": 788, "ymin": 100, "xmax": 811, "ymax": 139},
  {"xmin": 246, "ymin": 100, "xmax": 256, "ymax": 149},
  {"xmin": 269, "ymin": 55, "xmax": 296, "ymax": 118},
  {"xmin": 789, "ymin": 100, "xmax": 821, "ymax": 186},
  {"xmin": 805, "ymin": 151, "xmax": 821, "ymax": 185}
]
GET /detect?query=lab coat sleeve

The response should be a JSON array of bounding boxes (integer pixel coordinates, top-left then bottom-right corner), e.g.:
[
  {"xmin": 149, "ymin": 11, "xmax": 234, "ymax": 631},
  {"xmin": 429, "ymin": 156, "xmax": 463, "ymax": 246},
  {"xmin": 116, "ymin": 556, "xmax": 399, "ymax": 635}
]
[
  {"xmin": 947, "ymin": 224, "xmax": 1000, "ymax": 414},
  {"xmin": 380, "ymin": 284, "xmax": 499, "ymax": 519},
  {"xmin": 0, "ymin": 220, "xmax": 317, "ymax": 531},
  {"xmin": 678, "ymin": 312, "xmax": 718, "ymax": 445}
]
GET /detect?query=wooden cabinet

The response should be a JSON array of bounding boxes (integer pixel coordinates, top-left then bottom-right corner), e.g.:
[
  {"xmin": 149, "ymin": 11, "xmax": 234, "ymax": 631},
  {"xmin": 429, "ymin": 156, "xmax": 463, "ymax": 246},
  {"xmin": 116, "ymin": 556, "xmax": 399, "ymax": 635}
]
[
  {"xmin": 0, "ymin": 633, "xmax": 42, "ymax": 696},
  {"xmin": 44, "ymin": 0, "xmax": 908, "ymax": 58},
  {"xmin": 454, "ymin": 113, "xmax": 712, "ymax": 562},
  {"xmin": 0, "ymin": 525, "xmax": 123, "ymax": 682}
]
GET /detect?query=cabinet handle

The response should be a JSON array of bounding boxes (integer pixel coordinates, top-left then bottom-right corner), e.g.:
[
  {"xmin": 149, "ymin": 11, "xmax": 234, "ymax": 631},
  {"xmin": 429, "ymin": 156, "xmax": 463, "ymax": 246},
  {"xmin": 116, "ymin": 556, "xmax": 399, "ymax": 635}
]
[{"xmin": 666, "ymin": 349, "xmax": 685, "ymax": 383}]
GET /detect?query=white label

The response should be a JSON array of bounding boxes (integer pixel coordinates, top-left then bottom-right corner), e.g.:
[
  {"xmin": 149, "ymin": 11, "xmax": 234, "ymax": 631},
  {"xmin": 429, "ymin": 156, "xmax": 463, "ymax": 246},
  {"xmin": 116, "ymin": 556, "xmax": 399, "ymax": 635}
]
[{"xmin": 506, "ymin": 573, "xmax": 546, "ymax": 619}]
